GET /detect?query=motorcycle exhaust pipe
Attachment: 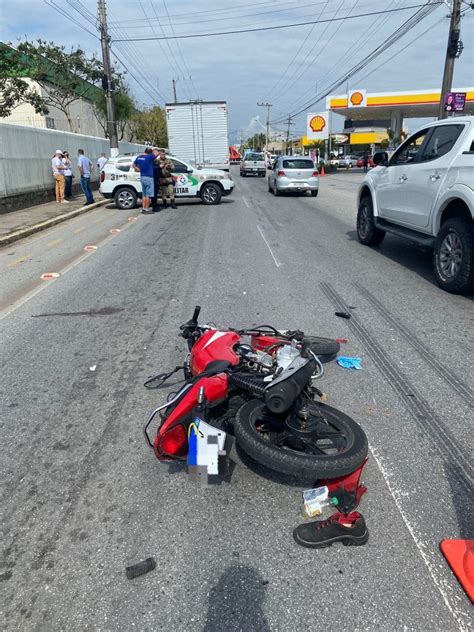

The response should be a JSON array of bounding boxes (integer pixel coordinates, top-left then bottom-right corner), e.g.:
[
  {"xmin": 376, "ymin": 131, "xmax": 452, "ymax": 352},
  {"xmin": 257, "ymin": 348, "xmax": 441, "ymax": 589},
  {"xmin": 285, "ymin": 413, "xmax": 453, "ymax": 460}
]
[{"xmin": 264, "ymin": 358, "xmax": 316, "ymax": 414}]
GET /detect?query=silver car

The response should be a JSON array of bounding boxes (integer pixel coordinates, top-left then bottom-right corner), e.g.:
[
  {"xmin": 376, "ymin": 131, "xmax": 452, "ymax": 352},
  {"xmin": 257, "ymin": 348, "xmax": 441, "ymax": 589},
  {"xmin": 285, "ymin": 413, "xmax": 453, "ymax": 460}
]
[
  {"xmin": 338, "ymin": 154, "xmax": 357, "ymax": 168},
  {"xmin": 268, "ymin": 156, "xmax": 319, "ymax": 197}
]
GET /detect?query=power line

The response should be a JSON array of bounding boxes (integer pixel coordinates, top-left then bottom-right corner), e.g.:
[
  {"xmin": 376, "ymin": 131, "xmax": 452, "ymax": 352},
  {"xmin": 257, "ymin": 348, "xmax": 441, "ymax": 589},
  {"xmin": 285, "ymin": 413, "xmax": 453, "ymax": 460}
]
[
  {"xmin": 113, "ymin": 3, "xmax": 443, "ymax": 41},
  {"xmin": 161, "ymin": 0, "xmax": 198, "ymax": 97},
  {"xmin": 108, "ymin": 0, "xmax": 307, "ymax": 26},
  {"xmin": 271, "ymin": 0, "xmax": 441, "ymax": 123},
  {"xmin": 43, "ymin": 0, "xmax": 99, "ymax": 39},
  {"xmin": 261, "ymin": 0, "xmax": 330, "ymax": 101}
]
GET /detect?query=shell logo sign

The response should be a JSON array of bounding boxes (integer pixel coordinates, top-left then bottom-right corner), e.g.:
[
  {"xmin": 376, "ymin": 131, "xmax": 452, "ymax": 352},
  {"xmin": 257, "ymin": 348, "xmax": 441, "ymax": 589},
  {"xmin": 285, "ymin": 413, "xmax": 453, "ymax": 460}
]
[
  {"xmin": 348, "ymin": 89, "xmax": 366, "ymax": 107},
  {"xmin": 309, "ymin": 115, "xmax": 326, "ymax": 132},
  {"xmin": 307, "ymin": 111, "xmax": 329, "ymax": 140}
]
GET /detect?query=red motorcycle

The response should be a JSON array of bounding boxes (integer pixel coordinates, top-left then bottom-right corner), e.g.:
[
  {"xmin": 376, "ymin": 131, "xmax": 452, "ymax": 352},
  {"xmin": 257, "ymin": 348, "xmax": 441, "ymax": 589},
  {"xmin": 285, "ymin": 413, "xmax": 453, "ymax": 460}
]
[{"xmin": 144, "ymin": 306, "xmax": 368, "ymax": 479}]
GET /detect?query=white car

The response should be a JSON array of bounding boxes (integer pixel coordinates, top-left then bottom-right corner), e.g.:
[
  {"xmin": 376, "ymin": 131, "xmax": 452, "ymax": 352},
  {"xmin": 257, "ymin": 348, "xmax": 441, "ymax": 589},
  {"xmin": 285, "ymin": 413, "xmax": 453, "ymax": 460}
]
[
  {"xmin": 357, "ymin": 116, "xmax": 474, "ymax": 294},
  {"xmin": 99, "ymin": 153, "xmax": 234, "ymax": 209},
  {"xmin": 338, "ymin": 154, "xmax": 358, "ymax": 168}
]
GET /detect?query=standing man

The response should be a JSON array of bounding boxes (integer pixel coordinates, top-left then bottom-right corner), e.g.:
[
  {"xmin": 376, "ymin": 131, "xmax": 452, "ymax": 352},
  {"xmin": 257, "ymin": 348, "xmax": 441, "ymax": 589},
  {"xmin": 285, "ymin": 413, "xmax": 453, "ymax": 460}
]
[
  {"xmin": 51, "ymin": 149, "xmax": 68, "ymax": 204},
  {"xmin": 97, "ymin": 152, "xmax": 107, "ymax": 172},
  {"xmin": 62, "ymin": 151, "xmax": 73, "ymax": 199},
  {"xmin": 158, "ymin": 149, "xmax": 177, "ymax": 209},
  {"xmin": 363, "ymin": 153, "xmax": 369, "ymax": 173},
  {"xmin": 131, "ymin": 147, "xmax": 155, "ymax": 214},
  {"xmin": 77, "ymin": 149, "xmax": 94, "ymax": 205},
  {"xmin": 151, "ymin": 148, "xmax": 162, "ymax": 213}
]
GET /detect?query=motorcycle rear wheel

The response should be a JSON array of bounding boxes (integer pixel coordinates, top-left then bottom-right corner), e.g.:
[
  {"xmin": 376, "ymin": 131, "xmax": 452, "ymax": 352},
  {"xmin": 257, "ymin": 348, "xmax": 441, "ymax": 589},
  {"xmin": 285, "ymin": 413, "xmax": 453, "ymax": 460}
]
[{"xmin": 234, "ymin": 399, "xmax": 367, "ymax": 479}]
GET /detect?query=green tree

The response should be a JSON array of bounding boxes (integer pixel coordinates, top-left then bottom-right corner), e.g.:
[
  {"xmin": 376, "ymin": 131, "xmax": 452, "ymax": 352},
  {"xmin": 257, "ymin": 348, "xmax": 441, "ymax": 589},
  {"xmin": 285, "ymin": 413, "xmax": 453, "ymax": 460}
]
[
  {"xmin": 1, "ymin": 40, "xmax": 126, "ymax": 132},
  {"xmin": 244, "ymin": 133, "xmax": 265, "ymax": 151},
  {"xmin": 0, "ymin": 44, "xmax": 49, "ymax": 117},
  {"xmin": 130, "ymin": 106, "xmax": 168, "ymax": 146},
  {"xmin": 94, "ymin": 85, "xmax": 137, "ymax": 141}
]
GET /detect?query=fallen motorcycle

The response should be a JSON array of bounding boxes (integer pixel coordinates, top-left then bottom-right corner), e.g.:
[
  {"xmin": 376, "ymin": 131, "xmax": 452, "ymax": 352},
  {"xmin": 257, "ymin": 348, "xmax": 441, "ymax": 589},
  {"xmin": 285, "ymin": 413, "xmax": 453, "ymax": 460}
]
[{"xmin": 144, "ymin": 306, "xmax": 368, "ymax": 479}]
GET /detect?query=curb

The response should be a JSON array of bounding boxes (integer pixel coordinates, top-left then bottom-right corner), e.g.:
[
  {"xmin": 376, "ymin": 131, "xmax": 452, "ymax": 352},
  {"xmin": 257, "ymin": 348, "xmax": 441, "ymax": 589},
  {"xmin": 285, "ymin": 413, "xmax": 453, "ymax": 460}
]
[{"xmin": 0, "ymin": 198, "xmax": 109, "ymax": 247}]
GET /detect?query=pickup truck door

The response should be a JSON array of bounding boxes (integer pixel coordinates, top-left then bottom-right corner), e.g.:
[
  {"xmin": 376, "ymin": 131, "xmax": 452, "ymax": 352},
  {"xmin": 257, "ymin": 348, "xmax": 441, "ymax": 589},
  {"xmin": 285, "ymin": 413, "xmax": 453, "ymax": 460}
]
[
  {"xmin": 376, "ymin": 128, "xmax": 430, "ymax": 224},
  {"xmin": 171, "ymin": 159, "xmax": 199, "ymax": 197},
  {"xmin": 395, "ymin": 124, "xmax": 466, "ymax": 228}
]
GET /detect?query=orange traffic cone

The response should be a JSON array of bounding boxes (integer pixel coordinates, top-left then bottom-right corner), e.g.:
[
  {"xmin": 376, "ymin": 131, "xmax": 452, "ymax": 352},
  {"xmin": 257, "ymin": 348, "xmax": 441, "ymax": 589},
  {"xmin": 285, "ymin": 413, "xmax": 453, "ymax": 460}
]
[
  {"xmin": 320, "ymin": 164, "xmax": 325, "ymax": 177},
  {"xmin": 440, "ymin": 539, "xmax": 474, "ymax": 602}
]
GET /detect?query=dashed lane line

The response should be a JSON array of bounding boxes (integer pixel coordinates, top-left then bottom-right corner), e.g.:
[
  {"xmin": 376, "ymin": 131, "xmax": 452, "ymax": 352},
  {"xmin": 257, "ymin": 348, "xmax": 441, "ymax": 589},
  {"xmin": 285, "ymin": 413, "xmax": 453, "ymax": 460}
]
[{"xmin": 7, "ymin": 254, "xmax": 32, "ymax": 269}]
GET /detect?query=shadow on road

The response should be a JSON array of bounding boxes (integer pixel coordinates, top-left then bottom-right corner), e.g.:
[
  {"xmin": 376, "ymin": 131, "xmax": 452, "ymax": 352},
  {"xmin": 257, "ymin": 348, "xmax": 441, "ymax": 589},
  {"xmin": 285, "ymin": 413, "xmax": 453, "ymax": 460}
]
[
  {"xmin": 444, "ymin": 462, "xmax": 474, "ymax": 540},
  {"xmin": 203, "ymin": 565, "xmax": 271, "ymax": 632},
  {"xmin": 348, "ymin": 232, "xmax": 474, "ymax": 299}
]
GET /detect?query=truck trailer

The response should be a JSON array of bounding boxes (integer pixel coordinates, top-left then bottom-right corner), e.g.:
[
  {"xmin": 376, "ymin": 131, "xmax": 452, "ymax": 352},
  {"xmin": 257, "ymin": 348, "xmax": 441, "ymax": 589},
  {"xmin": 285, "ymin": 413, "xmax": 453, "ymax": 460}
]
[{"xmin": 165, "ymin": 101, "xmax": 230, "ymax": 171}]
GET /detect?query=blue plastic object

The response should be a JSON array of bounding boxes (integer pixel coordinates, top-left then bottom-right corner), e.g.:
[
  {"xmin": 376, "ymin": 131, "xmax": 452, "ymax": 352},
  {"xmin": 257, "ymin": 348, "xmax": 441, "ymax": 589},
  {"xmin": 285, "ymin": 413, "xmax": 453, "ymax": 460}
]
[{"xmin": 337, "ymin": 356, "xmax": 362, "ymax": 370}]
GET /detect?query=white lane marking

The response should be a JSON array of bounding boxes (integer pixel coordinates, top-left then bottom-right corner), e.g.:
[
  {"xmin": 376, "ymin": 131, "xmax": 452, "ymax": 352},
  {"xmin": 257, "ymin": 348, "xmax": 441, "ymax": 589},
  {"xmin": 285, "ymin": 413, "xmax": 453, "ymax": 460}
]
[
  {"xmin": 257, "ymin": 225, "xmax": 281, "ymax": 268},
  {"xmin": 369, "ymin": 445, "xmax": 468, "ymax": 629},
  {"xmin": 242, "ymin": 196, "xmax": 250, "ymax": 208}
]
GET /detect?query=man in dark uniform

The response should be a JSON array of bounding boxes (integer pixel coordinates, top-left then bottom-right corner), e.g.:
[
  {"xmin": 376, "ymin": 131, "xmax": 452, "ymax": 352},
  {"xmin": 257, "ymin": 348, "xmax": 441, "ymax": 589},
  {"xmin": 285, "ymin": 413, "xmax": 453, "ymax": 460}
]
[{"xmin": 151, "ymin": 148, "xmax": 162, "ymax": 212}]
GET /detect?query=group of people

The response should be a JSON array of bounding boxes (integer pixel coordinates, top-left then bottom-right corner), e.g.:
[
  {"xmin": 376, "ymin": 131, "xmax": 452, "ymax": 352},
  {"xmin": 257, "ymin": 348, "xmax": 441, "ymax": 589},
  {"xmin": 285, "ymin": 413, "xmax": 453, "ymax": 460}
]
[
  {"xmin": 51, "ymin": 149, "xmax": 108, "ymax": 206},
  {"xmin": 132, "ymin": 147, "xmax": 176, "ymax": 214}
]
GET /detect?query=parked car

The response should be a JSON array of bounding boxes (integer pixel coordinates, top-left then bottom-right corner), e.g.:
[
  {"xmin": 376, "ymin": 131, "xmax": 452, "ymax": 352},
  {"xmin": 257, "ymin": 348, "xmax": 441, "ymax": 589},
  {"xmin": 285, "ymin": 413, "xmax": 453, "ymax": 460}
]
[
  {"xmin": 356, "ymin": 156, "xmax": 375, "ymax": 168},
  {"xmin": 338, "ymin": 155, "xmax": 358, "ymax": 168},
  {"xmin": 100, "ymin": 153, "xmax": 234, "ymax": 209},
  {"xmin": 268, "ymin": 156, "xmax": 319, "ymax": 197},
  {"xmin": 329, "ymin": 156, "xmax": 339, "ymax": 167},
  {"xmin": 240, "ymin": 152, "xmax": 266, "ymax": 177},
  {"xmin": 356, "ymin": 116, "xmax": 474, "ymax": 294}
]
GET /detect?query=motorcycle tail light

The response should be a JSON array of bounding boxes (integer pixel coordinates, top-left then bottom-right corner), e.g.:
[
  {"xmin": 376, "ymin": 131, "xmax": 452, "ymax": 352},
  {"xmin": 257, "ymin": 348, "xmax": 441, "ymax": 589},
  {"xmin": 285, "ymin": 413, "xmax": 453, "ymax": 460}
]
[
  {"xmin": 277, "ymin": 170, "xmax": 286, "ymax": 177},
  {"xmin": 100, "ymin": 171, "xmax": 105, "ymax": 182},
  {"xmin": 160, "ymin": 424, "xmax": 186, "ymax": 456}
]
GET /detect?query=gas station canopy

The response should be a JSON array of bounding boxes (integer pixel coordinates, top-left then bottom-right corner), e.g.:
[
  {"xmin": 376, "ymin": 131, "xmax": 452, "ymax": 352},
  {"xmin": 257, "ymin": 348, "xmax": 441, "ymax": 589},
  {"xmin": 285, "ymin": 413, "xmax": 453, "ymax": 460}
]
[{"xmin": 326, "ymin": 87, "xmax": 474, "ymax": 120}]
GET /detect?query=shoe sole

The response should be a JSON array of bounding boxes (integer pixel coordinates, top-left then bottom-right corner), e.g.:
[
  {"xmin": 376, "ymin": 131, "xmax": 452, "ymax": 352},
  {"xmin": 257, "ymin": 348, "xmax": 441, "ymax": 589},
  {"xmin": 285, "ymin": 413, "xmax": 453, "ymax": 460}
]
[{"xmin": 293, "ymin": 529, "xmax": 369, "ymax": 549}]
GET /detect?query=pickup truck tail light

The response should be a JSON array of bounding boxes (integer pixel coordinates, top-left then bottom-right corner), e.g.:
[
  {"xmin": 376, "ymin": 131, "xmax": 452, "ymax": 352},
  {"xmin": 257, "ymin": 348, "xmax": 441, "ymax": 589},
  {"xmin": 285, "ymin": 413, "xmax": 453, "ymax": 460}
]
[
  {"xmin": 312, "ymin": 170, "xmax": 319, "ymax": 177},
  {"xmin": 277, "ymin": 170, "xmax": 286, "ymax": 177},
  {"xmin": 100, "ymin": 171, "xmax": 105, "ymax": 182}
]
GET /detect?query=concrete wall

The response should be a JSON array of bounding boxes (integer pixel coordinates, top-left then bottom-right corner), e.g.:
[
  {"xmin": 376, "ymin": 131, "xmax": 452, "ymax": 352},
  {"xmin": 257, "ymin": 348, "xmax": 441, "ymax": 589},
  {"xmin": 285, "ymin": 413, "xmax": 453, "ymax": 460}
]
[{"xmin": 0, "ymin": 123, "xmax": 143, "ymax": 213}]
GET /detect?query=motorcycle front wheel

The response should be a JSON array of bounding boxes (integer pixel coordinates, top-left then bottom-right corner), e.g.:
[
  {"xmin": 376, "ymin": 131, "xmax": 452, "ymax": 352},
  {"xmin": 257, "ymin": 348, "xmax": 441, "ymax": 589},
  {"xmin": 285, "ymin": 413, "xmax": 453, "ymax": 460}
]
[{"xmin": 234, "ymin": 399, "xmax": 367, "ymax": 479}]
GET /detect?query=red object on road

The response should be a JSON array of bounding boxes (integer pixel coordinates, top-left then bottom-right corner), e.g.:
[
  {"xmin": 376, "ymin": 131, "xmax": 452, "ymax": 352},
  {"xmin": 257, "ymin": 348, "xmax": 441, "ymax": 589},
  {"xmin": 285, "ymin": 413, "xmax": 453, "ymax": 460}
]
[
  {"xmin": 320, "ymin": 165, "xmax": 325, "ymax": 177},
  {"xmin": 440, "ymin": 539, "xmax": 474, "ymax": 602}
]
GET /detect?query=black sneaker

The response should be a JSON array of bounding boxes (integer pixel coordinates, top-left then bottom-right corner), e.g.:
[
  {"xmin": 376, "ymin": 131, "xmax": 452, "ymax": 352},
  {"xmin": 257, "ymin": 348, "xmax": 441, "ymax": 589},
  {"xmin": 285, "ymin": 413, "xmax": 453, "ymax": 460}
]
[
  {"xmin": 293, "ymin": 511, "xmax": 369, "ymax": 549},
  {"xmin": 171, "ymin": 202, "xmax": 178, "ymax": 209},
  {"xmin": 162, "ymin": 203, "xmax": 169, "ymax": 209},
  {"xmin": 141, "ymin": 209, "xmax": 154, "ymax": 215}
]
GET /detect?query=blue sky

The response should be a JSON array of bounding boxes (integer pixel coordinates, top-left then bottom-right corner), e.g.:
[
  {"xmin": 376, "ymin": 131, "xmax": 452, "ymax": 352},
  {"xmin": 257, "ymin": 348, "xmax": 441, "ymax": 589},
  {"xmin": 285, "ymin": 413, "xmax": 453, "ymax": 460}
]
[{"xmin": 2, "ymin": 0, "xmax": 474, "ymax": 141}]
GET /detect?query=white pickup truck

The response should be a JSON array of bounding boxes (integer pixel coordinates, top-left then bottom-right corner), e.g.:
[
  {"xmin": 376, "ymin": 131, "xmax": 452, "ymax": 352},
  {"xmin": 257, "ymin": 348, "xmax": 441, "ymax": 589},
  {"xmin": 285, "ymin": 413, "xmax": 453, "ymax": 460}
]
[{"xmin": 357, "ymin": 116, "xmax": 474, "ymax": 293}]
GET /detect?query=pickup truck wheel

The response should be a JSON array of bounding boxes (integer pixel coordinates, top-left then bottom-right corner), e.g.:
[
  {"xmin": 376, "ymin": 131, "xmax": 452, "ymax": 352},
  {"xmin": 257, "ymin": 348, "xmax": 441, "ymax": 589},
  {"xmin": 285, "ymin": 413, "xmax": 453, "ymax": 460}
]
[
  {"xmin": 114, "ymin": 187, "xmax": 137, "ymax": 209},
  {"xmin": 357, "ymin": 197, "xmax": 385, "ymax": 246},
  {"xmin": 433, "ymin": 219, "xmax": 474, "ymax": 294},
  {"xmin": 200, "ymin": 182, "xmax": 222, "ymax": 205},
  {"xmin": 273, "ymin": 186, "xmax": 280, "ymax": 197},
  {"xmin": 311, "ymin": 190, "xmax": 318, "ymax": 197}
]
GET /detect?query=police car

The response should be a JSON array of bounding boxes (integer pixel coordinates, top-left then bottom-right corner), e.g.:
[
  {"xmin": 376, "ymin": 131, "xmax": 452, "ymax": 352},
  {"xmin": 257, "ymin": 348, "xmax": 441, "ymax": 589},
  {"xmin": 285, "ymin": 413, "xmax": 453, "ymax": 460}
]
[{"xmin": 99, "ymin": 153, "xmax": 234, "ymax": 209}]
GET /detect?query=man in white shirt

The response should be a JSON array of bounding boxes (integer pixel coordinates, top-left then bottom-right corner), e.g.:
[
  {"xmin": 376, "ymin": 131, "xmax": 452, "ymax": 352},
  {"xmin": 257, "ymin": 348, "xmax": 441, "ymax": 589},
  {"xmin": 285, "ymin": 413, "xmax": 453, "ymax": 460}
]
[
  {"xmin": 51, "ymin": 149, "xmax": 69, "ymax": 203},
  {"xmin": 97, "ymin": 152, "xmax": 107, "ymax": 172}
]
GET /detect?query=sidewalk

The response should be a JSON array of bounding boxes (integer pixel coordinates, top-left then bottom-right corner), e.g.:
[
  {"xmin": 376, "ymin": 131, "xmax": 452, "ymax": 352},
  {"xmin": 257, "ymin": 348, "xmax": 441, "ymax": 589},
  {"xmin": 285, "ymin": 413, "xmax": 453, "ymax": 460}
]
[{"xmin": 0, "ymin": 194, "xmax": 108, "ymax": 246}]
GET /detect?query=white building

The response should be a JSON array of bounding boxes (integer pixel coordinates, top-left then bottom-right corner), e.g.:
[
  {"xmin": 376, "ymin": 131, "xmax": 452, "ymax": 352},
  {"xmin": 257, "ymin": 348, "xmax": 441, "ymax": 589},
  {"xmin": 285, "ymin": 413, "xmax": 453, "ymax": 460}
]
[{"xmin": 2, "ymin": 78, "xmax": 104, "ymax": 137}]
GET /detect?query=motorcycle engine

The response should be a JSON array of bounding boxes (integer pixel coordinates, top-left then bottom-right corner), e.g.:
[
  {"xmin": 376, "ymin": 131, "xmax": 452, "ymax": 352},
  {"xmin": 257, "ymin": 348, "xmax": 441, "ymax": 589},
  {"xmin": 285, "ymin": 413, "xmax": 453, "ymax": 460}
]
[{"xmin": 238, "ymin": 344, "xmax": 274, "ymax": 374}]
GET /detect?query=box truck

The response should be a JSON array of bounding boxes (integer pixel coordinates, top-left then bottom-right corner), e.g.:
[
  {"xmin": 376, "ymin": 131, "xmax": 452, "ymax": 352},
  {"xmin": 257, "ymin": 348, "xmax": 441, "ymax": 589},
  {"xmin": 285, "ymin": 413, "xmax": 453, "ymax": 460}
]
[{"xmin": 165, "ymin": 101, "xmax": 230, "ymax": 171}]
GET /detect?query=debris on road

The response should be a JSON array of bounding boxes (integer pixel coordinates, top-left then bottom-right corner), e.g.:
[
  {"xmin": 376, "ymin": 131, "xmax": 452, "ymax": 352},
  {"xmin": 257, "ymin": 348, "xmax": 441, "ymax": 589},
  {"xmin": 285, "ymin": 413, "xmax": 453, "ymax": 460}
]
[
  {"xmin": 335, "ymin": 311, "xmax": 351, "ymax": 319},
  {"xmin": 125, "ymin": 557, "xmax": 156, "ymax": 580},
  {"xmin": 337, "ymin": 356, "xmax": 362, "ymax": 370},
  {"xmin": 89, "ymin": 365, "xmax": 97, "ymax": 372}
]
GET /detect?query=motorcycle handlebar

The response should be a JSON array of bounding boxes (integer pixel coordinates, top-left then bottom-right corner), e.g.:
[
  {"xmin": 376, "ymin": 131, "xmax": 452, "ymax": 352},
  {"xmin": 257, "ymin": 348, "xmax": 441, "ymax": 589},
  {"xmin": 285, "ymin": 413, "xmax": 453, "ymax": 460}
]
[{"xmin": 191, "ymin": 305, "xmax": 201, "ymax": 324}]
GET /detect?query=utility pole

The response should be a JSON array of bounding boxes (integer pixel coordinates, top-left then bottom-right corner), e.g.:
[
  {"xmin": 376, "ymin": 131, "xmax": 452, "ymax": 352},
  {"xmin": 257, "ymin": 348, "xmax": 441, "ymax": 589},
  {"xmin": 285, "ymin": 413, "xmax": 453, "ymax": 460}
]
[
  {"xmin": 438, "ymin": 0, "xmax": 463, "ymax": 120},
  {"xmin": 172, "ymin": 79, "xmax": 178, "ymax": 103},
  {"xmin": 257, "ymin": 102, "xmax": 272, "ymax": 150},
  {"xmin": 98, "ymin": 0, "xmax": 119, "ymax": 156},
  {"xmin": 285, "ymin": 115, "xmax": 294, "ymax": 155}
]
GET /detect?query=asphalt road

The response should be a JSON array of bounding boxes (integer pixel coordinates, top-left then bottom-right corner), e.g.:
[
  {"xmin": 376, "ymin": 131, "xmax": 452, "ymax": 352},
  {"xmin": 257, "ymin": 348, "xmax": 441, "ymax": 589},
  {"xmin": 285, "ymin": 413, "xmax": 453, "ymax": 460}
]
[{"xmin": 1, "ymin": 169, "xmax": 473, "ymax": 631}]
